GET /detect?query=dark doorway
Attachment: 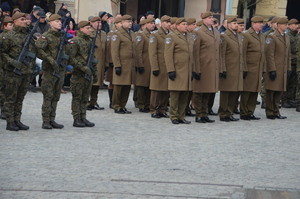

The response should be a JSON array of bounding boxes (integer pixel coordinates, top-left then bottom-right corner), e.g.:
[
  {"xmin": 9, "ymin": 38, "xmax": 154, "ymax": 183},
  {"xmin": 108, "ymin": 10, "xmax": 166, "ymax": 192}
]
[
  {"xmin": 136, "ymin": 0, "xmax": 180, "ymax": 18},
  {"xmin": 286, "ymin": 0, "xmax": 300, "ymax": 20}
]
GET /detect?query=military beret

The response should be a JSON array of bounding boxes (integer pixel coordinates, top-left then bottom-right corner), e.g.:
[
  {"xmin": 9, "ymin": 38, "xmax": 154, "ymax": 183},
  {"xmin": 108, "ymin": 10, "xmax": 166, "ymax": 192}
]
[
  {"xmin": 202, "ymin": 11, "xmax": 213, "ymax": 19},
  {"xmin": 237, "ymin": 18, "xmax": 244, "ymax": 24},
  {"xmin": 160, "ymin": 15, "xmax": 171, "ymax": 22},
  {"xmin": 90, "ymin": 16, "xmax": 100, "ymax": 22},
  {"xmin": 12, "ymin": 8, "xmax": 21, "ymax": 14},
  {"xmin": 122, "ymin": 14, "xmax": 132, "ymax": 20},
  {"xmin": 48, "ymin": 14, "xmax": 61, "ymax": 22},
  {"xmin": 78, "ymin": 20, "xmax": 90, "ymax": 28},
  {"xmin": 288, "ymin": 18, "xmax": 299, "ymax": 25},
  {"xmin": 277, "ymin": 17, "xmax": 288, "ymax": 24},
  {"xmin": 271, "ymin": 17, "xmax": 279, "ymax": 24},
  {"xmin": 187, "ymin": 18, "xmax": 196, "ymax": 25},
  {"xmin": 196, "ymin": 20, "xmax": 203, "ymax": 26},
  {"xmin": 12, "ymin": 12, "xmax": 26, "ymax": 20},
  {"xmin": 3, "ymin": 16, "xmax": 13, "ymax": 23},
  {"xmin": 145, "ymin": 17, "xmax": 155, "ymax": 23},
  {"xmin": 175, "ymin": 18, "xmax": 186, "ymax": 25},
  {"xmin": 139, "ymin": 19, "xmax": 147, "ymax": 25},
  {"xmin": 171, "ymin": 17, "xmax": 178, "ymax": 24},
  {"xmin": 251, "ymin": 16, "xmax": 263, "ymax": 23},
  {"xmin": 213, "ymin": 18, "xmax": 218, "ymax": 23},
  {"xmin": 227, "ymin": 17, "xmax": 237, "ymax": 23},
  {"xmin": 114, "ymin": 17, "xmax": 122, "ymax": 23}
]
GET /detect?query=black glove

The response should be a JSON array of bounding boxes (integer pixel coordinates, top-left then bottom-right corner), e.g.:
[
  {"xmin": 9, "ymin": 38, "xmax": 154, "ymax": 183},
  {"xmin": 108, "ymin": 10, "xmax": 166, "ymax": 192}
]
[
  {"xmin": 11, "ymin": 60, "xmax": 23, "ymax": 70},
  {"xmin": 262, "ymin": 72, "xmax": 265, "ymax": 77},
  {"xmin": 194, "ymin": 73, "xmax": 201, "ymax": 80},
  {"xmin": 84, "ymin": 67, "xmax": 92, "ymax": 76},
  {"xmin": 269, "ymin": 71, "xmax": 276, "ymax": 81},
  {"xmin": 243, "ymin": 71, "xmax": 248, "ymax": 79},
  {"xmin": 168, "ymin": 71, "xmax": 176, "ymax": 81},
  {"xmin": 138, "ymin": 67, "xmax": 145, "ymax": 74},
  {"xmin": 152, "ymin": 70, "xmax": 159, "ymax": 76},
  {"xmin": 104, "ymin": 66, "xmax": 109, "ymax": 72},
  {"xmin": 109, "ymin": 62, "xmax": 114, "ymax": 67},
  {"xmin": 93, "ymin": 73, "xmax": 98, "ymax": 83},
  {"xmin": 287, "ymin": 70, "xmax": 292, "ymax": 78},
  {"xmin": 219, "ymin": 71, "xmax": 226, "ymax": 78},
  {"xmin": 115, "ymin": 67, "xmax": 121, "ymax": 76}
]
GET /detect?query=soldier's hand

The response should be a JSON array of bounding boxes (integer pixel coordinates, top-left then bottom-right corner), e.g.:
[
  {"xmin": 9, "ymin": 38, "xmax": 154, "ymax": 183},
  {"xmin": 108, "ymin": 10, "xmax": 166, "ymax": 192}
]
[
  {"xmin": 93, "ymin": 73, "xmax": 98, "ymax": 83},
  {"xmin": 52, "ymin": 62, "xmax": 60, "ymax": 74},
  {"xmin": 168, "ymin": 71, "xmax": 176, "ymax": 81},
  {"xmin": 138, "ymin": 67, "xmax": 145, "ymax": 74},
  {"xmin": 104, "ymin": 66, "xmax": 109, "ymax": 73},
  {"xmin": 12, "ymin": 60, "xmax": 22, "ymax": 70},
  {"xmin": 109, "ymin": 62, "xmax": 114, "ymax": 67},
  {"xmin": 194, "ymin": 73, "xmax": 201, "ymax": 80},
  {"xmin": 287, "ymin": 70, "xmax": 292, "ymax": 78},
  {"xmin": 219, "ymin": 72, "xmax": 226, "ymax": 78},
  {"xmin": 243, "ymin": 71, "xmax": 248, "ymax": 79},
  {"xmin": 152, "ymin": 70, "xmax": 159, "ymax": 76},
  {"xmin": 269, "ymin": 71, "xmax": 276, "ymax": 81},
  {"xmin": 115, "ymin": 67, "xmax": 122, "ymax": 76},
  {"xmin": 84, "ymin": 67, "xmax": 92, "ymax": 76}
]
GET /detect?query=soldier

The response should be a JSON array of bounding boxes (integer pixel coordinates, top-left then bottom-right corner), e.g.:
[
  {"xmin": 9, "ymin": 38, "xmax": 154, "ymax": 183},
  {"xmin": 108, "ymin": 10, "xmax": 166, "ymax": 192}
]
[
  {"xmin": 281, "ymin": 18, "xmax": 299, "ymax": 108},
  {"xmin": 237, "ymin": 18, "xmax": 245, "ymax": 33},
  {"xmin": 296, "ymin": 36, "xmax": 300, "ymax": 112},
  {"xmin": 170, "ymin": 17, "xmax": 178, "ymax": 32},
  {"xmin": 149, "ymin": 15, "xmax": 171, "ymax": 119},
  {"xmin": 68, "ymin": 21, "xmax": 97, "ymax": 127},
  {"xmin": 105, "ymin": 17, "xmax": 122, "ymax": 109},
  {"xmin": 192, "ymin": 11, "xmax": 221, "ymax": 123},
  {"xmin": 218, "ymin": 17, "xmax": 244, "ymax": 122},
  {"xmin": 0, "ymin": 16, "xmax": 14, "ymax": 120},
  {"xmin": 261, "ymin": 17, "xmax": 279, "ymax": 108},
  {"xmin": 135, "ymin": 17, "xmax": 155, "ymax": 113},
  {"xmin": 265, "ymin": 17, "xmax": 291, "ymax": 119},
  {"xmin": 196, "ymin": 20, "xmax": 202, "ymax": 28},
  {"xmin": 187, "ymin": 18, "xmax": 196, "ymax": 34},
  {"xmin": 240, "ymin": 16, "xmax": 265, "ymax": 120},
  {"xmin": 1, "ymin": 13, "xmax": 36, "ymax": 131},
  {"xmin": 165, "ymin": 18, "xmax": 193, "ymax": 124},
  {"xmin": 87, "ymin": 16, "xmax": 106, "ymax": 111},
  {"xmin": 111, "ymin": 14, "xmax": 137, "ymax": 114},
  {"xmin": 35, "ymin": 14, "xmax": 67, "ymax": 129}
]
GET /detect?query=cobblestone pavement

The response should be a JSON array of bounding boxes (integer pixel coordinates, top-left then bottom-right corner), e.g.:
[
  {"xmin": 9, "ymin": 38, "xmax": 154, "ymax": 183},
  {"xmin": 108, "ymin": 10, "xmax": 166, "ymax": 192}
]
[{"xmin": 0, "ymin": 88, "xmax": 299, "ymax": 199}]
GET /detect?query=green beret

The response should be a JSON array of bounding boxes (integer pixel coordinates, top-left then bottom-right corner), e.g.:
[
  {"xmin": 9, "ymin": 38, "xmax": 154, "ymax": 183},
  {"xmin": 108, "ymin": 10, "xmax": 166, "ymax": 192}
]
[
  {"xmin": 187, "ymin": 18, "xmax": 196, "ymax": 25},
  {"xmin": 12, "ymin": 12, "xmax": 26, "ymax": 20},
  {"xmin": 78, "ymin": 20, "xmax": 90, "ymax": 28},
  {"xmin": 227, "ymin": 17, "xmax": 237, "ymax": 23},
  {"xmin": 251, "ymin": 16, "xmax": 263, "ymax": 23},
  {"xmin": 271, "ymin": 17, "xmax": 279, "ymax": 24},
  {"xmin": 161, "ymin": 15, "xmax": 171, "ymax": 22},
  {"xmin": 48, "ymin": 14, "xmax": 61, "ymax": 22},
  {"xmin": 237, "ymin": 18, "xmax": 244, "ymax": 24},
  {"xmin": 277, "ymin": 17, "xmax": 288, "ymax": 24},
  {"xmin": 145, "ymin": 17, "xmax": 155, "ymax": 23},
  {"xmin": 90, "ymin": 16, "xmax": 100, "ymax": 22},
  {"xmin": 3, "ymin": 16, "xmax": 13, "ymax": 23},
  {"xmin": 114, "ymin": 17, "xmax": 122, "ymax": 24},
  {"xmin": 175, "ymin": 17, "xmax": 186, "ymax": 25},
  {"xmin": 202, "ymin": 12, "xmax": 213, "ymax": 19},
  {"xmin": 122, "ymin": 14, "xmax": 132, "ymax": 20},
  {"xmin": 288, "ymin": 18, "xmax": 299, "ymax": 25},
  {"xmin": 140, "ymin": 19, "xmax": 147, "ymax": 25},
  {"xmin": 196, "ymin": 20, "xmax": 203, "ymax": 26},
  {"xmin": 171, "ymin": 17, "xmax": 178, "ymax": 24}
]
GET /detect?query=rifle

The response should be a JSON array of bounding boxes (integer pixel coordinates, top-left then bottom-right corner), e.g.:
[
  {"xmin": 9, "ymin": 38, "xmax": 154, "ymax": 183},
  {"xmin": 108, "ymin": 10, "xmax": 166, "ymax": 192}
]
[
  {"xmin": 15, "ymin": 20, "xmax": 39, "ymax": 76},
  {"xmin": 84, "ymin": 22, "xmax": 100, "ymax": 82},
  {"xmin": 53, "ymin": 17, "xmax": 71, "ymax": 79}
]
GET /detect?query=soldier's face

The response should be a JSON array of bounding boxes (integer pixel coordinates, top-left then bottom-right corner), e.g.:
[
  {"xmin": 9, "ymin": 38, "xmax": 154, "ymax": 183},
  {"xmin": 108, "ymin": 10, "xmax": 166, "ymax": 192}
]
[
  {"xmin": 176, "ymin": 22, "xmax": 187, "ymax": 33},
  {"xmin": 203, "ymin": 16, "xmax": 214, "ymax": 27},
  {"xmin": 288, "ymin": 24, "xmax": 298, "ymax": 31},
  {"xmin": 122, "ymin": 20, "xmax": 133, "ymax": 29},
  {"xmin": 237, "ymin": 24, "xmax": 245, "ymax": 33},
  {"xmin": 5, "ymin": 22, "xmax": 14, "ymax": 31},
  {"xmin": 115, "ymin": 22, "xmax": 122, "ymax": 29},
  {"xmin": 80, "ymin": 25, "xmax": 92, "ymax": 35},
  {"xmin": 252, "ymin": 22, "xmax": 263, "ymax": 32},
  {"xmin": 3, "ymin": 11, "xmax": 10, "ymax": 16},
  {"xmin": 14, "ymin": 17, "xmax": 27, "ymax": 28},
  {"xmin": 91, "ymin": 21, "xmax": 102, "ymax": 30},
  {"xmin": 277, "ymin": 23, "xmax": 287, "ymax": 33},
  {"xmin": 50, "ymin": 19, "xmax": 62, "ymax": 31},
  {"xmin": 146, "ymin": 22, "xmax": 155, "ymax": 31},
  {"xmin": 228, "ymin": 22, "xmax": 238, "ymax": 31},
  {"xmin": 161, "ymin": 21, "xmax": 170, "ymax": 30}
]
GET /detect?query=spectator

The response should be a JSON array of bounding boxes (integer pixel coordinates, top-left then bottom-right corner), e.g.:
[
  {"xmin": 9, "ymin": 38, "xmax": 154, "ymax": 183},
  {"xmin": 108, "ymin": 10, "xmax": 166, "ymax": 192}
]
[
  {"xmin": 219, "ymin": 18, "xmax": 227, "ymax": 33},
  {"xmin": 262, "ymin": 16, "xmax": 274, "ymax": 33},
  {"xmin": 133, "ymin": 14, "xmax": 145, "ymax": 32},
  {"xmin": 25, "ymin": 13, "xmax": 33, "ymax": 30},
  {"xmin": 145, "ymin": 11, "xmax": 154, "ymax": 19},
  {"xmin": 35, "ymin": 11, "xmax": 50, "ymax": 34},
  {"xmin": 98, "ymin": 11, "xmax": 109, "ymax": 33},
  {"xmin": 30, "ymin": 6, "xmax": 43, "ymax": 23},
  {"xmin": 1, "ymin": 2, "xmax": 10, "ymax": 17},
  {"xmin": 57, "ymin": 3, "xmax": 71, "ymax": 18}
]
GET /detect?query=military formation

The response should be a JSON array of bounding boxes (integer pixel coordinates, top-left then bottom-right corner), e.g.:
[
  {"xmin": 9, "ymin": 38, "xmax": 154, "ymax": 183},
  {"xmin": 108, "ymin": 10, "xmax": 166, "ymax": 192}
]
[{"xmin": 0, "ymin": 8, "xmax": 300, "ymax": 131}]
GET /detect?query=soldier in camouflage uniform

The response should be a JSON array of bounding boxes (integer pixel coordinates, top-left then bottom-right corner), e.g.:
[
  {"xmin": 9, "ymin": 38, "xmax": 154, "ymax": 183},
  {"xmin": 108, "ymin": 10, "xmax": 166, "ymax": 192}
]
[
  {"xmin": 68, "ymin": 21, "xmax": 97, "ymax": 127},
  {"xmin": 296, "ymin": 30, "xmax": 300, "ymax": 112},
  {"xmin": 282, "ymin": 19, "xmax": 299, "ymax": 108},
  {"xmin": 0, "ymin": 16, "xmax": 14, "ymax": 120},
  {"xmin": 35, "ymin": 14, "xmax": 66, "ymax": 129},
  {"xmin": 1, "ymin": 13, "xmax": 37, "ymax": 131}
]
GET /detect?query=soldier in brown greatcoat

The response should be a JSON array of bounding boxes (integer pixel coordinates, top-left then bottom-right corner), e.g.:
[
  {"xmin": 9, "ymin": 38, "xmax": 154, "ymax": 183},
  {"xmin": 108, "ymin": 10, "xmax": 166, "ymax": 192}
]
[
  {"xmin": 149, "ymin": 15, "xmax": 171, "ymax": 119},
  {"xmin": 165, "ymin": 18, "xmax": 193, "ymax": 124},
  {"xmin": 135, "ymin": 17, "xmax": 155, "ymax": 113},
  {"xmin": 192, "ymin": 11, "xmax": 221, "ymax": 123},
  {"xmin": 218, "ymin": 17, "xmax": 244, "ymax": 122},
  {"xmin": 87, "ymin": 16, "xmax": 106, "ymax": 111},
  {"xmin": 111, "ymin": 15, "xmax": 137, "ymax": 114},
  {"xmin": 105, "ymin": 17, "xmax": 122, "ymax": 109},
  {"xmin": 240, "ymin": 16, "xmax": 266, "ymax": 120},
  {"xmin": 265, "ymin": 17, "xmax": 291, "ymax": 119}
]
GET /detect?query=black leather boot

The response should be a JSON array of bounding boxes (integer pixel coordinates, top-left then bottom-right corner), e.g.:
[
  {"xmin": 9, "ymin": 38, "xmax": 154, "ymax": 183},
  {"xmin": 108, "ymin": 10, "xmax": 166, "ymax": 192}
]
[
  {"xmin": 50, "ymin": 121, "xmax": 64, "ymax": 129},
  {"xmin": 82, "ymin": 118, "xmax": 95, "ymax": 127},
  {"xmin": 42, "ymin": 121, "xmax": 53, "ymax": 129},
  {"xmin": 6, "ymin": 122, "xmax": 19, "ymax": 131},
  {"xmin": 15, "ymin": 121, "xmax": 29, "ymax": 130},
  {"xmin": 108, "ymin": 89, "xmax": 113, "ymax": 109},
  {"xmin": 73, "ymin": 119, "xmax": 86, "ymax": 127}
]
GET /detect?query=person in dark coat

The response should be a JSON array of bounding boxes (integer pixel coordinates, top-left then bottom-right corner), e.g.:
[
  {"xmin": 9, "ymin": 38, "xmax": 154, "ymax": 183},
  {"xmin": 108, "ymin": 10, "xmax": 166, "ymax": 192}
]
[{"xmin": 98, "ymin": 11, "xmax": 109, "ymax": 33}]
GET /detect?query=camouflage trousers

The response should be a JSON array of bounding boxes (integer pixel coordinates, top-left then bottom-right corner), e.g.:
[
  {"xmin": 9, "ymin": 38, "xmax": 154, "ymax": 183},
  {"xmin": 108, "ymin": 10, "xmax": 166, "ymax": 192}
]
[
  {"xmin": 4, "ymin": 71, "xmax": 30, "ymax": 122},
  {"xmin": 282, "ymin": 64, "xmax": 297, "ymax": 103},
  {"xmin": 41, "ymin": 71, "xmax": 65, "ymax": 122},
  {"xmin": 260, "ymin": 74, "xmax": 266, "ymax": 103},
  {"xmin": 0, "ymin": 70, "xmax": 5, "ymax": 106},
  {"xmin": 296, "ymin": 70, "xmax": 300, "ymax": 106},
  {"xmin": 70, "ymin": 74, "xmax": 93, "ymax": 120}
]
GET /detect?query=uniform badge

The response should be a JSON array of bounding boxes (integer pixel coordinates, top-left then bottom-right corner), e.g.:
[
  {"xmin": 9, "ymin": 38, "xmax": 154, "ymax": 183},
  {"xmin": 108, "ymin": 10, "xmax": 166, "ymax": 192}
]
[
  {"xmin": 150, "ymin": 37, "xmax": 154, "ymax": 43},
  {"xmin": 165, "ymin": 38, "xmax": 171, "ymax": 44},
  {"xmin": 112, "ymin": 35, "xmax": 118, "ymax": 41},
  {"xmin": 106, "ymin": 35, "xmax": 110, "ymax": 41},
  {"xmin": 266, "ymin": 38, "xmax": 272, "ymax": 44},
  {"xmin": 221, "ymin": 32, "xmax": 225, "ymax": 34},
  {"xmin": 241, "ymin": 36, "xmax": 244, "ymax": 41},
  {"xmin": 192, "ymin": 34, "xmax": 196, "ymax": 41},
  {"xmin": 2, "ymin": 37, "xmax": 5, "ymax": 40},
  {"xmin": 137, "ymin": 36, "xmax": 142, "ymax": 42},
  {"xmin": 70, "ymin": 40, "xmax": 74, "ymax": 44},
  {"xmin": 41, "ymin": 36, "xmax": 46, "ymax": 39},
  {"xmin": 220, "ymin": 37, "xmax": 224, "ymax": 43}
]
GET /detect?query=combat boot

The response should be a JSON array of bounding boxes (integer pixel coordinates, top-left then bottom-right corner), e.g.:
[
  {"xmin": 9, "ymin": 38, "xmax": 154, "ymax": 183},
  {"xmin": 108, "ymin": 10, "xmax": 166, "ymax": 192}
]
[
  {"xmin": 0, "ymin": 109, "xmax": 6, "ymax": 120},
  {"xmin": 73, "ymin": 119, "xmax": 85, "ymax": 127},
  {"xmin": 50, "ymin": 121, "xmax": 64, "ymax": 129},
  {"xmin": 296, "ymin": 106, "xmax": 300, "ymax": 112},
  {"xmin": 42, "ymin": 121, "xmax": 53, "ymax": 129},
  {"xmin": 82, "ymin": 118, "xmax": 95, "ymax": 127},
  {"xmin": 6, "ymin": 122, "xmax": 19, "ymax": 131},
  {"xmin": 15, "ymin": 121, "xmax": 29, "ymax": 130}
]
